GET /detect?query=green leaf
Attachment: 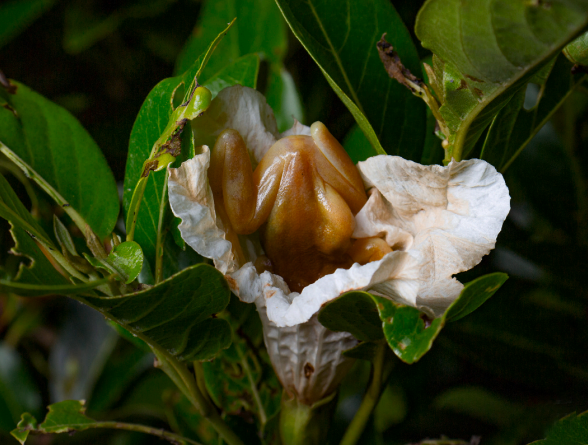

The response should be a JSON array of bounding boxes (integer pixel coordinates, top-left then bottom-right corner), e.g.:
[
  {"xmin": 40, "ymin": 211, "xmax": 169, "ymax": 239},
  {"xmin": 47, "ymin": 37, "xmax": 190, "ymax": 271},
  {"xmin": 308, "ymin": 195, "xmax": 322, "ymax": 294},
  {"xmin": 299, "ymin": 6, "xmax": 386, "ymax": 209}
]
[
  {"xmin": 0, "ymin": 82, "xmax": 119, "ymax": 239},
  {"xmin": 123, "ymin": 45, "xmax": 259, "ymax": 278},
  {"xmin": 10, "ymin": 412, "xmax": 36, "ymax": 444},
  {"xmin": 530, "ymin": 410, "xmax": 588, "ymax": 444},
  {"xmin": 80, "ymin": 263, "xmax": 231, "ymax": 362},
  {"xmin": 53, "ymin": 216, "xmax": 77, "ymax": 256},
  {"xmin": 373, "ymin": 295, "xmax": 445, "ymax": 364},
  {"xmin": 415, "ymin": 0, "xmax": 588, "ymax": 162},
  {"xmin": 0, "ymin": 0, "xmax": 55, "ymax": 49},
  {"xmin": 174, "ymin": 0, "xmax": 287, "ymax": 77},
  {"xmin": 481, "ymin": 54, "xmax": 586, "ymax": 171},
  {"xmin": 275, "ymin": 0, "xmax": 426, "ymax": 160},
  {"xmin": 107, "ymin": 241, "xmax": 143, "ymax": 284},
  {"xmin": 319, "ymin": 273, "xmax": 508, "ymax": 363},
  {"xmin": 445, "ymin": 273, "xmax": 508, "ymax": 322},
  {"xmin": 318, "ymin": 291, "xmax": 384, "ymax": 342}
]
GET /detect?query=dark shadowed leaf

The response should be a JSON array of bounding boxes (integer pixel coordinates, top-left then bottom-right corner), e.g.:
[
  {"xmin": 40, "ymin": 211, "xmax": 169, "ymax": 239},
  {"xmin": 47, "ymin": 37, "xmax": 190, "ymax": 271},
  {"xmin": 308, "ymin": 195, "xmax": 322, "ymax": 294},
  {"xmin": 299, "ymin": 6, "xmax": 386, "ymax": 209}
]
[
  {"xmin": 80, "ymin": 263, "xmax": 231, "ymax": 362},
  {"xmin": 530, "ymin": 410, "xmax": 588, "ymax": 444},
  {"xmin": 174, "ymin": 0, "xmax": 287, "ymax": 77},
  {"xmin": 0, "ymin": 82, "xmax": 119, "ymax": 239},
  {"xmin": 0, "ymin": 0, "xmax": 55, "ymax": 49},
  {"xmin": 318, "ymin": 291, "xmax": 383, "ymax": 342},
  {"xmin": 275, "ymin": 0, "xmax": 426, "ymax": 160},
  {"xmin": 415, "ymin": 0, "xmax": 588, "ymax": 162},
  {"xmin": 0, "ymin": 345, "xmax": 41, "ymax": 433},
  {"xmin": 445, "ymin": 273, "xmax": 508, "ymax": 322},
  {"xmin": 0, "ymin": 173, "xmax": 68, "ymax": 287}
]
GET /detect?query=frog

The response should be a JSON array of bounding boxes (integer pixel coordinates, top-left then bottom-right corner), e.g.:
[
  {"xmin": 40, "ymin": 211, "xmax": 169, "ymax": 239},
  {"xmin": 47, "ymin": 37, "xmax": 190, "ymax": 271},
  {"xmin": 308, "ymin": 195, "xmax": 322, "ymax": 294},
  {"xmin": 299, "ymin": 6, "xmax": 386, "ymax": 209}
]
[{"xmin": 209, "ymin": 121, "xmax": 392, "ymax": 292}]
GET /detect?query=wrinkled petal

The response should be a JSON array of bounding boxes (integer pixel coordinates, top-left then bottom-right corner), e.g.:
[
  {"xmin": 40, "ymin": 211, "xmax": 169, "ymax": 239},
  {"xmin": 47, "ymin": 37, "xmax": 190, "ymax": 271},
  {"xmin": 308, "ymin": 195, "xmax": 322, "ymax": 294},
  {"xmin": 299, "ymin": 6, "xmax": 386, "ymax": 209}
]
[
  {"xmin": 168, "ymin": 147, "xmax": 238, "ymax": 274},
  {"xmin": 256, "ymin": 299, "xmax": 357, "ymax": 405},
  {"xmin": 357, "ymin": 155, "xmax": 510, "ymax": 316},
  {"xmin": 229, "ymin": 252, "xmax": 418, "ymax": 327}
]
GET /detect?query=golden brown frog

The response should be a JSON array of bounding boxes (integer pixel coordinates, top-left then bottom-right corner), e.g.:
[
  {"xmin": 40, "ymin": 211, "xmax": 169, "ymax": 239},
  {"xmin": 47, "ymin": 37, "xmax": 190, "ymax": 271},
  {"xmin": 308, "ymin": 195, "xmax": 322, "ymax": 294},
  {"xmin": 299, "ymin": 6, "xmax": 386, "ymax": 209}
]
[{"xmin": 209, "ymin": 121, "xmax": 391, "ymax": 292}]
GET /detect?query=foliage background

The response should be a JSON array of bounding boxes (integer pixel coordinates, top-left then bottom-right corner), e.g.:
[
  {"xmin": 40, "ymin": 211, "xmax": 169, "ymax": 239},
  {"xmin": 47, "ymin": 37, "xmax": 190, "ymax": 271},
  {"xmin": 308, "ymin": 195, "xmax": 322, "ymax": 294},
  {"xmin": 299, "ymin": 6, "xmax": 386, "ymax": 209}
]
[{"xmin": 1, "ymin": 0, "xmax": 588, "ymax": 444}]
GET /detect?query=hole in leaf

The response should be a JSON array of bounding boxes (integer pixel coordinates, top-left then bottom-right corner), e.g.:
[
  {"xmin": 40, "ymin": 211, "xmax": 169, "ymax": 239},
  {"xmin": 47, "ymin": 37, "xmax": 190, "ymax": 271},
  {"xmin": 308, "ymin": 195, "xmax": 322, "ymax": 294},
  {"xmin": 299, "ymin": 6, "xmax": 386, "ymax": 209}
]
[{"xmin": 523, "ymin": 83, "xmax": 540, "ymax": 110}]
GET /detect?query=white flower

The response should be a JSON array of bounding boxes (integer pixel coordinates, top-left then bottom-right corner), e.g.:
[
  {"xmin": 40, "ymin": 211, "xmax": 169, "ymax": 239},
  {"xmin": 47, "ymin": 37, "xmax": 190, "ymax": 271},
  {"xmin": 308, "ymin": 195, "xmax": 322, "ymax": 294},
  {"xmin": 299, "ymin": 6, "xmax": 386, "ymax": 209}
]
[{"xmin": 167, "ymin": 85, "xmax": 510, "ymax": 403}]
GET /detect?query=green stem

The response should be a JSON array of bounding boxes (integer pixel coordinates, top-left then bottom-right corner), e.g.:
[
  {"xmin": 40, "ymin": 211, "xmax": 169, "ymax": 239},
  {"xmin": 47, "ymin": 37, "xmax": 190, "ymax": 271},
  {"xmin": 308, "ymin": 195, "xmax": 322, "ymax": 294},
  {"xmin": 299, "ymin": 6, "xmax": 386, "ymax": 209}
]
[
  {"xmin": 339, "ymin": 342, "xmax": 390, "ymax": 445},
  {"xmin": 72, "ymin": 421, "xmax": 202, "ymax": 445},
  {"xmin": 126, "ymin": 176, "xmax": 147, "ymax": 242},
  {"xmin": 154, "ymin": 174, "xmax": 169, "ymax": 283}
]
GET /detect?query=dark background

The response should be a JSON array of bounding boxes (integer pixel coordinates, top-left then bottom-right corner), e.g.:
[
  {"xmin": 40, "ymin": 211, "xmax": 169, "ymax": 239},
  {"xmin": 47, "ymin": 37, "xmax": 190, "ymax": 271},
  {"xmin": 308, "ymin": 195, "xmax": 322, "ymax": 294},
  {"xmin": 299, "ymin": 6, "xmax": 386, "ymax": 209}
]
[{"xmin": 1, "ymin": 1, "xmax": 588, "ymax": 444}]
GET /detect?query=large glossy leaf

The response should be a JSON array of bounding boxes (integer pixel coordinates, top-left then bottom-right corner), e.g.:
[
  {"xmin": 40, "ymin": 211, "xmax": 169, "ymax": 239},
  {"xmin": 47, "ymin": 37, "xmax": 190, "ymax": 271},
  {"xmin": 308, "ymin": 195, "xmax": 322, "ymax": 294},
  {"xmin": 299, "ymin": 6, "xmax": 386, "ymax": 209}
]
[
  {"xmin": 80, "ymin": 263, "xmax": 231, "ymax": 362},
  {"xmin": 174, "ymin": 0, "xmax": 287, "ymax": 77},
  {"xmin": 319, "ymin": 273, "xmax": 508, "ymax": 364},
  {"xmin": 123, "ymin": 45, "xmax": 259, "ymax": 277},
  {"xmin": 530, "ymin": 410, "xmax": 588, "ymax": 444},
  {"xmin": 0, "ymin": 82, "xmax": 119, "ymax": 239},
  {"xmin": 275, "ymin": 0, "xmax": 426, "ymax": 161},
  {"xmin": 481, "ymin": 54, "xmax": 586, "ymax": 171},
  {"xmin": 416, "ymin": 0, "xmax": 588, "ymax": 162}
]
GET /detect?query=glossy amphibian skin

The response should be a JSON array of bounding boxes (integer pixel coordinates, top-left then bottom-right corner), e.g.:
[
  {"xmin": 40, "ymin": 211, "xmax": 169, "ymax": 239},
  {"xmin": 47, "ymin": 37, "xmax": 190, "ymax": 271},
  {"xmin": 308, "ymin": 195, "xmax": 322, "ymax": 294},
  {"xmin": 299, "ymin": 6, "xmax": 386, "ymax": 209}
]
[{"xmin": 209, "ymin": 122, "xmax": 391, "ymax": 292}]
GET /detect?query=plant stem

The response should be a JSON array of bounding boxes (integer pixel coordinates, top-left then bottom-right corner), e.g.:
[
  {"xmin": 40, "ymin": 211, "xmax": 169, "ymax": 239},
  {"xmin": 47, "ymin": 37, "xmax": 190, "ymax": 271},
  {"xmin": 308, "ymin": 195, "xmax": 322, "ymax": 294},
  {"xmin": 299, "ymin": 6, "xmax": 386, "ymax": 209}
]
[
  {"xmin": 81, "ymin": 421, "xmax": 202, "ymax": 445},
  {"xmin": 339, "ymin": 342, "xmax": 390, "ymax": 445},
  {"xmin": 154, "ymin": 174, "xmax": 169, "ymax": 283}
]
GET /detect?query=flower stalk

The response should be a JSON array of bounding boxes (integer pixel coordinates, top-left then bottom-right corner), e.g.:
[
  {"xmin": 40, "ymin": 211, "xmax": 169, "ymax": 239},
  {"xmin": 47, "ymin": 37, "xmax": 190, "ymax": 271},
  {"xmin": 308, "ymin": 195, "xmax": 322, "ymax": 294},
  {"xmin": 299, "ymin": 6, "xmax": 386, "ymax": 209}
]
[{"xmin": 340, "ymin": 342, "xmax": 394, "ymax": 445}]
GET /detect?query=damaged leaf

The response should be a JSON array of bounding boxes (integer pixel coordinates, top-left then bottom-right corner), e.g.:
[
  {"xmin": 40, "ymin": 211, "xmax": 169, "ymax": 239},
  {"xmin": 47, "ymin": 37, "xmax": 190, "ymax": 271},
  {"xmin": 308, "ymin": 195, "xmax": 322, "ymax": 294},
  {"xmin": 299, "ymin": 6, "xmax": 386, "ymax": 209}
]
[{"xmin": 415, "ymin": 0, "xmax": 588, "ymax": 162}]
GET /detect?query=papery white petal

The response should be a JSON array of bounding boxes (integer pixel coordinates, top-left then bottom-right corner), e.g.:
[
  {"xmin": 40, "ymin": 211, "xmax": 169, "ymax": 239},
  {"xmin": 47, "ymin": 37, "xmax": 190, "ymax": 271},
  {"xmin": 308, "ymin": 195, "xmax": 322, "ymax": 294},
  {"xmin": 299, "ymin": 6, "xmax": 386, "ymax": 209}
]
[
  {"xmin": 256, "ymin": 297, "xmax": 357, "ymax": 405},
  {"xmin": 229, "ymin": 251, "xmax": 418, "ymax": 327},
  {"xmin": 168, "ymin": 149, "xmax": 238, "ymax": 274},
  {"xmin": 191, "ymin": 85, "xmax": 279, "ymax": 166},
  {"xmin": 353, "ymin": 188, "xmax": 413, "ymax": 251},
  {"xmin": 357, "ymin": 156, "xmax": 510, "ymax": 317}
]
